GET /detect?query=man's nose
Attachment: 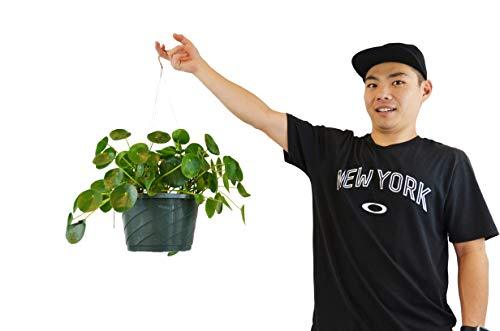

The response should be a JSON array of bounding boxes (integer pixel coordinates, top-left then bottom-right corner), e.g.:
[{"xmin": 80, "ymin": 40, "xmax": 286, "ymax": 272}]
[{"xmin": 376, "ymin": 89, "xmax": 393, "ymax": 101}]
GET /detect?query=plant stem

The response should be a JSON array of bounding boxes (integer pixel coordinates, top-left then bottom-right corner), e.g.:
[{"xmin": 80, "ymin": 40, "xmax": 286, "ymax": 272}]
[
  {"xmin": 218, "ymin": 190, "xmax": 241, "ymax": 210},
  {"xmin": 118, "ymin": 165, "xmax": 144, "ymax": 188},
  {"xmin": 114, "ymin": 154, "xmax": 146, "ymax": 189},
  {"xmin": 150, "ymin": 163, "xmax": 182, "ymax": 187},
  {"xmin": 218, "ymin": 185, "xmax": 236, "ymax": 188},
  {"xmin": 191, "ymin": 163, "xmax": 225, "ymax": 183},
  {"xmin": 104, "ymin": 143, "xmax": 143, "ymax": 188},
  {"xmin": 72, "ymin": 197, "xmax": 111, "ymax": 222},
  {"xmin": 121, "ymin": 156, "xmax": 135, "ymax": 168},
  {"xmin": 174, "ymin": 187, "xmax": 240, "ymax": 211},
  {"xmin": 125, "ymin": 138, "xmax": 131, "ymax": 148}
]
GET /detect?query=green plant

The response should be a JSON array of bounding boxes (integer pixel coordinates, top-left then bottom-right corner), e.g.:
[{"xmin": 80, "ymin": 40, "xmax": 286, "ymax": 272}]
[{"xmin": 66, "ymin": 128, "xmax": 251, "ymax": 245}]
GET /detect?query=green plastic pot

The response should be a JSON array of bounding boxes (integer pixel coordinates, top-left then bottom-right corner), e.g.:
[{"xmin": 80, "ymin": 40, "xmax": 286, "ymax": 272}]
[{"xmin": 122, "ymin": 192, "xmax": 199, "ymax": 252}]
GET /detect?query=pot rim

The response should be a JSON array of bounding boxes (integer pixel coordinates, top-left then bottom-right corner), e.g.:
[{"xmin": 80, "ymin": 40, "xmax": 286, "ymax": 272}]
[{"xmin": 137, "ymin": 192, "xmax": 194, "ymax": 199}]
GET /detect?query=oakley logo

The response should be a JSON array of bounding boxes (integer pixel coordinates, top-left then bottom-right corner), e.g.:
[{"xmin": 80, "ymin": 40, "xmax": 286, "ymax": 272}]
[{"xmin": 361, "ymin": 202, "xmax": 387, "ymax": 215}]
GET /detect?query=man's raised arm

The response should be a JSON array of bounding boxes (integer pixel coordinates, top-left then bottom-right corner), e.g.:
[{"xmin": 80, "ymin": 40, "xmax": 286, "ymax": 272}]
[{"xmin": 155, "ymin": 34, "xmax": 288, "ymax": 152}]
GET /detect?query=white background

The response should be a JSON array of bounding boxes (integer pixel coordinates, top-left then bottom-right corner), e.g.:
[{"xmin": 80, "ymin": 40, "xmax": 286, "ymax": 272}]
[{"xmin": 1, "ymin": 0, "xmax": 499, "ymax": 330}]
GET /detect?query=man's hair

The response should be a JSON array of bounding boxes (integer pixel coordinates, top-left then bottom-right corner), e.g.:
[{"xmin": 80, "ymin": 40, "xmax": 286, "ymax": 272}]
[{"xmin": 410, "ymin": 67, "xmax": 426, "ymax": 87}]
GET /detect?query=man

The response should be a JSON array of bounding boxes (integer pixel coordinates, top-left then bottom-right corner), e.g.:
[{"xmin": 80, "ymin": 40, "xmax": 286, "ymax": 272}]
[{"xmin": 156, "ymin": 35, "xmax": 498, "ymax": 331}]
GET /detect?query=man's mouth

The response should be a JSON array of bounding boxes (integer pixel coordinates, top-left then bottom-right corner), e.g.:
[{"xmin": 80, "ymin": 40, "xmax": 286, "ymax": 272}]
[{"xmin": 375, "ymin": 107, "xmax": 397, "ymax": 113}]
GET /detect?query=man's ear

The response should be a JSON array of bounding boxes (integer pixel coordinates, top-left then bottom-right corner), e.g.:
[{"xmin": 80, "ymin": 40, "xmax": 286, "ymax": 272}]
[{"xmin": 422, "ymin": 80, "xmax": 432, "ymax": 100}]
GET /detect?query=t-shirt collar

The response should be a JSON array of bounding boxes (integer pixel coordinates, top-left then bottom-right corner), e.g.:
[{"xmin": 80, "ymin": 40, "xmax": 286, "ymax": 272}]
[{"xmin": 365, "ymin": 133, "xmax": 421, "ymax": 150}]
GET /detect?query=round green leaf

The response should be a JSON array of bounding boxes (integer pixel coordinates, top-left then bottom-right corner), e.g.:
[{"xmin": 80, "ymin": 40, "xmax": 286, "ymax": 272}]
[
  {"xmin": 90, "ymin": 179, "xmax": 107, "ymax": 193},
  {"xmin": 77, "ymin": 189, "xmax": 103, "ymax": 212},
  {"xmin": 185, "ymin": 143, "xmax": 204, "ymax": 156},
  {"xmin": 159, "ymin": 157, "xmax": 189, "ymax": 187},
  {"xmin": 110, "ymin": 183, "xmax": 138, "ymax": 212},
  {"xmin": 222, "ymin": 172, "xmax": 230, "ymax": 191},
  {"xmin": 235, "ymin": 166, "xmax": 243, "ymax": 181},
  {"xmin": 223, "ymin": 156, "xmax": 238, "ymax": 180},
  {"xmin": 94, "ymin": 147, "xmax": 117, "ymax": 169},
  {"xmin": 194, "ymin": 194, "xmax": 205, "ymax": 205},
  {"xmin": 204, "ymin": 134, "xmax": 220, "ymax": 155},
  {"xmin": 104, "ymin": 146, "xmax": 117, "ymax": 159},
  {"xmin": 214, "ymin": 193, "xmax": 223, "ymax": 214},
  {"xmin": 216, "ymin": 158, "xmax": 223, "ymax": 175},
  {"xmin": 128, "ymin": 143, "xmax": 150, "ymax": 164},
  {"xmin": 217, "ymin": 194, "xmax": 232, "ymax": 210},
  {"xmin": 146, "ymin": 152, "xmax": 161, "ymax": 166},
  {"xmin": 115, "ymin": 151, "xmax": 132, "ymax": 168},
  {"xmin": 72, "ymin": 196, "xmax": 78, "ymax": 213},
  {"xmin": 201, "ymin": 158, "xmax": 210, "ymax": 171},
  {"xmin": 156, "ymin": 146, "xmax": 177, "ymax": 158},
  {"xmin": 196, "ymin": 176, "xmax": 207, "ymax": 191},
  {"xmin": 135, "ymin": 163, "xmax": 145, "ymax": 178},
  {"xmin": 100, "ymin": 200, "xmax": 112, "ymax": 212},
  {"xmin": 109, "ymin": 129, "xmax": 131, "ymax": 140},
  {"xmin": 241, "ymin": 205, "xmax": 246, "ymax": 225},
  {"xmin": 181, "ymin": 153, "xmax": 201, "ymax": 179},
  {"xmin": 172, "ymin": 129, "xmax": 190, "ymax": 144},
  {"xmin": 205, "ymin": 197, "xmax": 216, "ymax": 218},
  {"xmin": 237, "ymin": 182, "xmax": 250, "ymax": 197},
  {"xmin": 147, "ymin": 131, "xmax": 171, "ymax": 144},
  {"xmin": 206, "ymin": 172, "xmax": 218, "ymax": 193},
  {"xmin": 95, "ymin": 136, "xmax": 109, "ymax": 155},
  {"xmin": 66, "ymin": 220, "xmax": 86, "ymax": 244},
  {"xmin": 104, "ymin": 168, "xmax": 124, "ymax": 190},
  {"xmin": 142, "ymin": 169, "xmax": 157, "ymax": 191},
  {"xmin": 93, "ymin": 152, "xmax": 113, "ymax": 167}
]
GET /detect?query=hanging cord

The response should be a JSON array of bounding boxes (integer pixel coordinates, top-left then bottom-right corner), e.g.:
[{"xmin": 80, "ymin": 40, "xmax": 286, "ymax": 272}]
[
  {"xmin": 113, "ymin": 54, "xmax": 181, "ymax": 230},
  {"xmin": 150, "ymin": 55, "xmax": 180, "ymax": 129}
]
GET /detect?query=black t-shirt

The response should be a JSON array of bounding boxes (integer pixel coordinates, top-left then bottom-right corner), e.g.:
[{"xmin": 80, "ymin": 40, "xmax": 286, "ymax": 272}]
[{"xmin": 283, "ymin": 113, "xmax": 498, "ymax": 331}]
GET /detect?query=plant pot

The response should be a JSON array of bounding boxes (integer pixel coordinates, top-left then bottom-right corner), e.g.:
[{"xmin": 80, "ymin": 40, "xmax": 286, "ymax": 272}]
[{"xmin": 122, "ymin": 192, "xmax": 199, "ymax": 252}]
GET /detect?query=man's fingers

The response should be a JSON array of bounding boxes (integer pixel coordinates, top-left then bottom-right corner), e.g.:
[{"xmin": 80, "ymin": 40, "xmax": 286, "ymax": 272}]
[
  {"xmin": 173, "ymin": 33, "xmax": 190, "ymax": 46},
  {"xmin": 167, "ymin": 45, "xmax": 185, "ymax": 58},
  {"xmin": 171, "ymin": 53, "xmax": 184, "ymax": 68},
  {"xmin": 156, "ymin": 40, "xmax": 189, "ymax": 63},
  {"xmin": 155, "ymin": 42, "xmax": 169, "ymax": 58},
  {"xmin": 156, "ymin": 42, "xmax": 165, "ymax": 51}
]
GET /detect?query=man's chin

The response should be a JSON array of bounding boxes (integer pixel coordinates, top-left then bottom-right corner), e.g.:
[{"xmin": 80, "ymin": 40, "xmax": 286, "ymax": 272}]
[{"xmin": 374, "ymin": 123, "xmax": 399, "ymax": 131}]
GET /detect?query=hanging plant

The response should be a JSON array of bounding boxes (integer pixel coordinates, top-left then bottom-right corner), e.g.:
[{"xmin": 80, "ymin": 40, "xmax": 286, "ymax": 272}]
[{"xmin": 66, "ymin": 128, "xmax": 251, "ymax": 253}]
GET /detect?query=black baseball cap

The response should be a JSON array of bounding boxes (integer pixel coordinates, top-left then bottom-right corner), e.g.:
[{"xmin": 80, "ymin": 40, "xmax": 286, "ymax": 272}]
[{"xmin": 351, "ymin": 42, "xmax": 427, "ymax": 82}]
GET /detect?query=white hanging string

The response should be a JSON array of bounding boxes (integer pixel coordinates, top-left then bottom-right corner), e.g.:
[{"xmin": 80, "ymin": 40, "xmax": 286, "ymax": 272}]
[
  {"xmin": 114, "ymin": 55, "xmax": 181, "ymax": 230},
  {"xmin": 150, "ymin": 55, "xmax": 180, "ymax": 129}
]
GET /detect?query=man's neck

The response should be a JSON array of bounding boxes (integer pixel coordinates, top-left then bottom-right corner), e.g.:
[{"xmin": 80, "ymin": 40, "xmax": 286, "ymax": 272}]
[{"xmin": 370, "ymin": 129, "xmax": 418, "ymax": 147}]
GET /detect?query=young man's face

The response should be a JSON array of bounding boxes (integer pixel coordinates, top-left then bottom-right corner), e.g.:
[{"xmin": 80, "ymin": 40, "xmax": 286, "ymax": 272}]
[{"xmin": 363, "ymin": 62, "xmax": 432, "ymax": 134}]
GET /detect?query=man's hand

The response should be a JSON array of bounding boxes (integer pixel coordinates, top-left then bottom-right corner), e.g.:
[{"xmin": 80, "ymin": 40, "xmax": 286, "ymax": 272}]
[{"xmin": 155, "ymin": 33, "xmax": 206, "ymax": 74}]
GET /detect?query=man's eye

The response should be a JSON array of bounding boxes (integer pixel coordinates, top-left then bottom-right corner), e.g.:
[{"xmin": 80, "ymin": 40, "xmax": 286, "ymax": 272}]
[{"xmin": 366, "ymin": 81, "xmax": 404, "ymax": 88}]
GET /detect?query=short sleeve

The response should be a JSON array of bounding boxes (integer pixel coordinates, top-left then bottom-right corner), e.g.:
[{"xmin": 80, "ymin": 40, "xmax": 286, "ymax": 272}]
[
  {"xmin": 283, "ymin": 112, "xmax": 353, "ymax": 179},
  {"xmin": 444, "ymin": 150, "xmax": 499, "ymax": 243}
]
